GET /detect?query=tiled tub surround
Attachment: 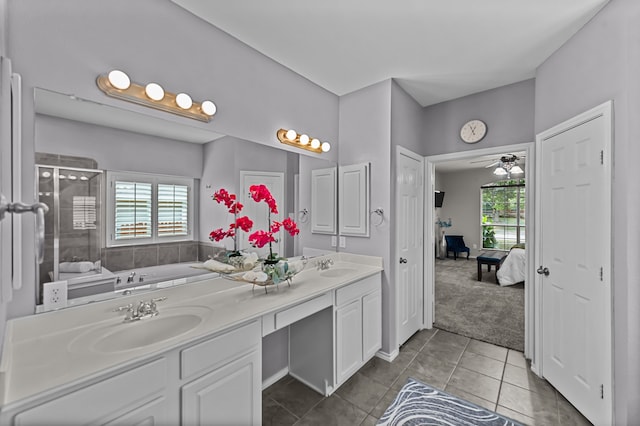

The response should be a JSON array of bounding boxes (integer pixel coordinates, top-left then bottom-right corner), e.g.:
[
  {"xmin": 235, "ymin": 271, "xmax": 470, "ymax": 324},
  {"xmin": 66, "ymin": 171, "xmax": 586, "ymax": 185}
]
[{"xmin": 0, "ymin": 253, "xmax": 382, "ymax": 420}]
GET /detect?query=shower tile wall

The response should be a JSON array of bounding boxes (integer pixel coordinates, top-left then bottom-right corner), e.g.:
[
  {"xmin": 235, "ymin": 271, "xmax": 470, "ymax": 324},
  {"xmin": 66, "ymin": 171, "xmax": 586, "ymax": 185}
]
[{"xmin": 102, "ymin": 242, "xmax": 205, "ymax": 272}]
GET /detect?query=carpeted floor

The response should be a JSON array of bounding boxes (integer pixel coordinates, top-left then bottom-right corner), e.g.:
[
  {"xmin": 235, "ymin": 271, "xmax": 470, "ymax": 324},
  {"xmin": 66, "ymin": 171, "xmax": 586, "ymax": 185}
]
[{"xmin": 434, "ymin": 257, "xmax": 524, "ymax": 351}]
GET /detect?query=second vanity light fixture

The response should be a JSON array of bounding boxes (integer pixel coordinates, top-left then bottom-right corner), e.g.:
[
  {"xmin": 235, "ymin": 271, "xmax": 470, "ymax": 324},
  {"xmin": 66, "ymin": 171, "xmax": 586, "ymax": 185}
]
[
  {"xmin": 277, "ymin": 128, "xmax": 331, "ymax": 154},
  {"xmin": 97, "ymin": 70, "xmax": 217, "ymax": 123}
]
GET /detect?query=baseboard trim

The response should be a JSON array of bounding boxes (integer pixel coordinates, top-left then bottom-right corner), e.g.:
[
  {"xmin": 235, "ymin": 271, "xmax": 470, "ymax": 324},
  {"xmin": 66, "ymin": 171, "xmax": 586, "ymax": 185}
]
[
  {"xmin": 262, "ymin": 367, "xmax": 289, "ymax": 390},
  {"xmin": 376, "ymin": 348, "xmax": 399, "ymax": 362}
]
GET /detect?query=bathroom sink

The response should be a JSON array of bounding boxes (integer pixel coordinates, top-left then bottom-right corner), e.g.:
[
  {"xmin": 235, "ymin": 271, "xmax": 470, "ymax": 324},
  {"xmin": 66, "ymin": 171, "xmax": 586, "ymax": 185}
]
[
  {"xmin": 320, "ymin": 267, "xmax": 358, "ymax": 278},
  {"xmin": 71, "ymin": 306, "xmax": 211, "ymax": 354}
]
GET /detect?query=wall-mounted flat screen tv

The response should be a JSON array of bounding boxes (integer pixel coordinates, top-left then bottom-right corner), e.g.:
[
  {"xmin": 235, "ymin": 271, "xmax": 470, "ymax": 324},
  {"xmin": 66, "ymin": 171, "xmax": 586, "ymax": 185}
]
[{"xmin": 435, "ymin": 191, "xmax": 445, "ymax": 208}]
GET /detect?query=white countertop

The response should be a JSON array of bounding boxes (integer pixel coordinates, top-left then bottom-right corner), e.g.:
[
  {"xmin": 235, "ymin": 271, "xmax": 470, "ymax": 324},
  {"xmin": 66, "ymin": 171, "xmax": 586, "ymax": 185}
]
[{"xmin": 0, "ymin": 253, "xmax": 382, "ymax": 407}]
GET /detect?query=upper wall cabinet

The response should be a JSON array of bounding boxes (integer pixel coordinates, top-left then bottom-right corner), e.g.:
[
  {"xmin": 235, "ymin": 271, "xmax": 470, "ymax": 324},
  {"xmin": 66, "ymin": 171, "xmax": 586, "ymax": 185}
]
[
  {"xmin": 339, "ymin": 163, "xmax": 370, "ymax": 237},
  {"xmin": 311, "ymin": 167, "xmax": 337, "ymax": 234}
]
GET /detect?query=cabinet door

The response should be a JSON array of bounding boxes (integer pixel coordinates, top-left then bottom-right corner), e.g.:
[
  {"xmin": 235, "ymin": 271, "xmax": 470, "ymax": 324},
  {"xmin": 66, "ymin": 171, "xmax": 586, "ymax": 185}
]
[
  {"xmin": 338, "ymin": 163, "xmax": 370, "ymax": 237},
  {"xmin": 182, "ymin": 348, "xmax": 261, "ymax": 426},
  {"xmin": 311, "ymin": 167, "xmax": 337, "ymax": 234},
  {"xmin": 103, "ymin": 396, "xmax": 167, "ymax": 426},
  {"xmin": 362, "ymin": 290, "xmax": 382, "ymax": 361},
  {"xmin": 336, "ymin": 300, "xmax": 363, "ymax": 384}
]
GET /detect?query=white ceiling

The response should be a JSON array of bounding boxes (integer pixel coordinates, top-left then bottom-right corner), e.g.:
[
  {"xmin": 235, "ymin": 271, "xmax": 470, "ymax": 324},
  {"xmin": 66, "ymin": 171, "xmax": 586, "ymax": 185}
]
[
  {"xmin": 172, "ymin": 0, "xmax": 609, "ymax": 107},
  {"xmin": 436, "ymin": 151, "xmax": 526, "ymax": 173}
]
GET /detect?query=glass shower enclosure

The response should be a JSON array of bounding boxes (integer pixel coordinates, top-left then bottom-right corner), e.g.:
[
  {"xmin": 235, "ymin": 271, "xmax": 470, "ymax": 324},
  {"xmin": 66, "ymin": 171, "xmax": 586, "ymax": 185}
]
[{"xmin": 36, "ymin": 165, "xmax": 107, "ymax": 303}]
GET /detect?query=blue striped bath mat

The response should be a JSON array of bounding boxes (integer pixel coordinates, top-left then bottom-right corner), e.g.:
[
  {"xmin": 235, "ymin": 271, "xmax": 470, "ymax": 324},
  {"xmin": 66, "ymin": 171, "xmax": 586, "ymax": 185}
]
[{"xmin": 377, "ymin": 378, "xmax": 523, "ymax": 426}]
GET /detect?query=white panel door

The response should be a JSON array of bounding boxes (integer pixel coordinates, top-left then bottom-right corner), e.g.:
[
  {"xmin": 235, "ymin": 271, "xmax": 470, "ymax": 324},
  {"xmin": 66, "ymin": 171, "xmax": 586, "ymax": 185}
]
[
  {"xmin": 539, "ymin": 106, "xmax": 611, "ymax": 425},
  {"xmin": 396, "ymin": 147, "xmax": 424, "ymax": 346},
  {"xmin": 239, "ymin": 171, "xmax": 284, "ymax": 258}
]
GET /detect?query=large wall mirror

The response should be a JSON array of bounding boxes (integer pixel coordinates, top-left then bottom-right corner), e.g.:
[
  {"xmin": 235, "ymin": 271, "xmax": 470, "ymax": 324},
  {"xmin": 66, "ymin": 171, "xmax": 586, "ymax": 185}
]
[{"xmin": 33, "ymin": 88, "xmax": 337, "ymax": 312}]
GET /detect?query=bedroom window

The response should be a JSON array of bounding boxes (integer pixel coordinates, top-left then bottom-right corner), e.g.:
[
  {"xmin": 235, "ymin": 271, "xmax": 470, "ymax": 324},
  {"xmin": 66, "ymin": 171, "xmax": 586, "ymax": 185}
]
[
  {"xmin": 106, "ymin": 171, "xmax": 194, "ymax": 247},
  {"xmin": 481, "ymin": 180, "xmax": 525, "ymax": 250}
]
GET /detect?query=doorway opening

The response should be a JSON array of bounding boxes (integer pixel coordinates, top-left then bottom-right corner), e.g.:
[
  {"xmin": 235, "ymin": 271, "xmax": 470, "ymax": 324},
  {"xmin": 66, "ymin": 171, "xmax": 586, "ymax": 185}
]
[{"xmin": 424, "ymin": 143, "xmax": 535, "ymax": 360}]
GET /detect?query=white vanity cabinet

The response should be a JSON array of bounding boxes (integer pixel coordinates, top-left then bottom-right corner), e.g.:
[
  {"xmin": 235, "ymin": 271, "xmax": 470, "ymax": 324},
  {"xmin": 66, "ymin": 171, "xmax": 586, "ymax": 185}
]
[
  {"xmin": 180, "ymin": 320, "xmax": 261, "ymax": 425},
  {"xmin": 335, "ymin": 273, "xmax": 382, "ymax": 385},
  {"xmin": 4, "ymin": 358, "xmax": 169, "ymax": 425},
  {"xmin": 1, "ymin": 321, "xmax": 262, "ymax": 426}
]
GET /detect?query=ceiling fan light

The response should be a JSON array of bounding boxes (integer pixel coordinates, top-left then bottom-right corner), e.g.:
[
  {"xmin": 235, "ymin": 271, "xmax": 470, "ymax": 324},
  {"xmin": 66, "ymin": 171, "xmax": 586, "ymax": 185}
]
[
  {"xmin": 493, "ymin": 167, "xmax": 507, "ymax": 176},
  {"xmin": 511, "ymin": 165, "xmax": 524, "ymax": 174}
]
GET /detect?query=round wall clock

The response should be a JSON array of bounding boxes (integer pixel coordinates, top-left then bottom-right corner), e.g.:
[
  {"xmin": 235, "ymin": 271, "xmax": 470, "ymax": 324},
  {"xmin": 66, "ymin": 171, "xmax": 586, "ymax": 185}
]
[{"xmin": 460, "ymin": 119, "xmax": 487, "ymax": 144}]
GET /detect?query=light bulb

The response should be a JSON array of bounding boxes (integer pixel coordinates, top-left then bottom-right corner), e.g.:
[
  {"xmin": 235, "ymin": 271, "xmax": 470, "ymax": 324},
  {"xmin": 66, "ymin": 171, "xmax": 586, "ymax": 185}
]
[
  {"xmin": 176, "ymin": 93, "xmax": 193, "ymax": 109},
  {"xmin": 145, "ymin": 83, "xmax": 165, "ymax": 101},
  {"xmin": 310, "ymin": 138, "xmax": 321, "ymax": 149},
  {"xmin": 299, "ymin": 134, "xmax": 310, "ymax": 145},
  {"xmin": 285, "ymin": 129, "xmax": 297, "ymax": 141},
  {"xmin": 68, "ymin": 175, "xmax": 77, "ymax": 181},
  {"xmin": 59, "ymin": 174, "xmax": 66, "ymax": 179},
  {"xmin": 321, "ymin": 142, "xmax": 331, "ymax": 152},
  {"xmin": 80, "ymin": 176, "xmax": 89, "ymax": 181},
  {"xmin": 41, "ymin": 171, "xmax": 51, "ymax": 178},
  {"xmin": 493, "ymin": 167, "xmax": 507, "ymax": 176},
  {"xmin": 107, "ymin": 70, "xmax": 130, "ymax": 90},
  {"xmin": 511, "ymin": 165, "xmax": 524, "ymax": 174},
  {"xmin": 201, "ymin": 100, "xmax": 217, "ymax": 116}
]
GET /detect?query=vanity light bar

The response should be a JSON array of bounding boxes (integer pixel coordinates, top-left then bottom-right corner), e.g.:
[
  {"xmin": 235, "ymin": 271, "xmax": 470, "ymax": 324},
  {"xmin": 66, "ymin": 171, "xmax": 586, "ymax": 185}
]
[
  {"xmin": 277, "ymin": 128, "xmax": 331, "ymax": 154},
  {"xmin": 97, "ymin": 70, "xmax": 217, "ymax": 123}
]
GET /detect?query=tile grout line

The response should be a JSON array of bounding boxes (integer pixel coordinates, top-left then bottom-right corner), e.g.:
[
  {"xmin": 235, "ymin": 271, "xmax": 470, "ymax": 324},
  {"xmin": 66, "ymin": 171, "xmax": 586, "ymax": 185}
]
[{"xmin": 265, "ymin": 395, "xmax": 301, "ymax": 424}]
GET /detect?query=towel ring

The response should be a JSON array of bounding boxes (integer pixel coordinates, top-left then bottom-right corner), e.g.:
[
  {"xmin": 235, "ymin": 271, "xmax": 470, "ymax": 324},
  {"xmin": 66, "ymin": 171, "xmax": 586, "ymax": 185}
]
[
  {"xmin": 298, "ymin": 208, "xmax": 309, "ymax": 223},
  {"xmin": 371, "ymin": 208, "xmax": 384, "ymax": 226}
]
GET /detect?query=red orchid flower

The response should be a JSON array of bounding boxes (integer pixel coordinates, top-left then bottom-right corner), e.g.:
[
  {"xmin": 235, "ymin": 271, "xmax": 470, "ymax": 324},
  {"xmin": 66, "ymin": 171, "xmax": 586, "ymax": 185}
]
[
  {"xmin": 282, "ymin": 217, "xmax": 300, "ymax": 236},
  {"xmin": 248, "ymin": 230, "xmax": 276, "ymax": 248},
  {"xmin": 235, "ymin": 216, "xmax": 254, "ymax": 232}
]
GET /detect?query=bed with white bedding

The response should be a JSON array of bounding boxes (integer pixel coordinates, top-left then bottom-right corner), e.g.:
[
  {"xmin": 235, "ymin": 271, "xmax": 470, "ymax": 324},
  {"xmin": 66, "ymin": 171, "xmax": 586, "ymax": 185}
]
[{"xmin": 496, "ymin": 247, "xmax": 526, "ymax": 286}]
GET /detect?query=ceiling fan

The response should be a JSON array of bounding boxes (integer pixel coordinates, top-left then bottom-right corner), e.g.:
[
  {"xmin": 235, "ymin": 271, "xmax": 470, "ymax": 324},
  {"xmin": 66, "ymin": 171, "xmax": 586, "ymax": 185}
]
[{"xmin": 471, "ymin": 154, "xmax": 525, "ymax": 176}]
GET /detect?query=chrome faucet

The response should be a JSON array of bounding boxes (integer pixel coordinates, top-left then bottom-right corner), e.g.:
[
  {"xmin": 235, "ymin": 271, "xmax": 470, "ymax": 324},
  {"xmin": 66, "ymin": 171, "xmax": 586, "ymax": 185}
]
[
  {"xmin": 115, "ymin": 297, "xmax": 167, "ymax": 322},
  {"xmin": 317, "ymin": 258, "xmax": 334, "ymax": 270},
  {"xmin": 127, "ymin": 272, "xmax": 136, "ymax": 283}
]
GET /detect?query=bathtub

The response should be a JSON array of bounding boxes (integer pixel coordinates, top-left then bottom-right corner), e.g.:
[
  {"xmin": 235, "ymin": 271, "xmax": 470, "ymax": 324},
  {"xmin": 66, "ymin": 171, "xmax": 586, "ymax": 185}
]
[{"xmin": 58, "ymin": 262, "xmax": 219, "ymax": 310}]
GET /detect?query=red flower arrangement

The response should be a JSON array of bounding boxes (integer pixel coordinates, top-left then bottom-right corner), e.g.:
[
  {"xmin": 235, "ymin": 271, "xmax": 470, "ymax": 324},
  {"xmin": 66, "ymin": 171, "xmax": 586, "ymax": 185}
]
[
  {"xmin": 209, "ymin": 189, "xmax": 254, "ymax": 251},
  {"xmin": 209, "ymin": 185, "xmax": 299, "ymax": 263},
  {"xmin": 247, "ymin": 184, "xmax": 299, "ymax": 262}
]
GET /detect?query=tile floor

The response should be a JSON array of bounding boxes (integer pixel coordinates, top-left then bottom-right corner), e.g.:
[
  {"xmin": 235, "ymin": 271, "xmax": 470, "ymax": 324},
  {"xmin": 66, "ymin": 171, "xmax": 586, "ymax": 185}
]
[{"xmin": 262, "ymin": 328, "xmax": 592, "ymax": 426}]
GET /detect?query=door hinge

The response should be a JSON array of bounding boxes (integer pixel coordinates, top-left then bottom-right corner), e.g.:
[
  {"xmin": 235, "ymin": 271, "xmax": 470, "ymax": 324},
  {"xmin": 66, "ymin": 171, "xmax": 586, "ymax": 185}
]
[
  {"xmin": 600, "ymin": 384, "xmax": 604, "ymax": 399},
  {"xmin": 600, "ymin": 267, "xmax": 603, "ymax": 281},
  {"xmin": 600, "ymin": 150, "xmax": 604, "ymax": 165}
]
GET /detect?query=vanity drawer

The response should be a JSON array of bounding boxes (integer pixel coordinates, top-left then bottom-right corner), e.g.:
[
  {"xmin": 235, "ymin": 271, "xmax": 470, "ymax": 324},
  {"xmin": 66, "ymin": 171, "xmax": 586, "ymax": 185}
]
[
  {"xmin": 275, "ymin": 292, "xmax": 333, "ymax": 329},
  {"xmin": 13, "ymin": 358, "xmax": 166, "ymax": 425},
  {"xmin": 180, "ymin": 320, "xmax": 260, "ymax": 380},
  {"xmin": 335, "ymin": 274, "xmax": 381, "ymax": 307}
]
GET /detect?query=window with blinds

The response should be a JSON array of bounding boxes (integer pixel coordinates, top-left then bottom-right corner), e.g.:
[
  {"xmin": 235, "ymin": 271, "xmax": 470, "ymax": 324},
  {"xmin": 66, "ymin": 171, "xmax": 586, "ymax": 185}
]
[
  {"xmin": 107, "ymin": 172, "xmax": 193, "ymax": 246},
  {"xmin": 114, "ymin": 181, "xmax": 152, "ymax": 240},
  {"xmin": 157, "ymin": 184, "xmax": 189, "ymax": 237}
]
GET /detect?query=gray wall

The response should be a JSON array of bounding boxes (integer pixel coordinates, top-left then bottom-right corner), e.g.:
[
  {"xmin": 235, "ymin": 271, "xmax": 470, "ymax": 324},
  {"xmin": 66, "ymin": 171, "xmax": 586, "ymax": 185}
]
[
  {"xmin": 339, "ymin": 80, "xmax": 395, "ymax": 355},
  {"xmin": 422, "ymin": 79, "xmax": 535, "ymax": 156},
  {"xmin": 0, "ymin": 0, "xmax": 8, "ymax": 351},
  {"xmin": 437, "ymin": 168, "xmax": 502, "ymax": 258},
  {"xmin": 6, "ymin": 0, "xmax": 339, "ymax": 318},
  {"xmin": 535, "ymin": 0, "xmax": 640, "ymax": 421}
]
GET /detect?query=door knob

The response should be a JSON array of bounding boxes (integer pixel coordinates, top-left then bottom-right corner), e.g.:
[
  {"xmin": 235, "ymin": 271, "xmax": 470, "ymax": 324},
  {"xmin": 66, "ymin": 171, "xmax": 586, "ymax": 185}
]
[
  {"xmin": 536, "ymin": 266, "xmax": 550, "ymax": 276},
  {"xmin": 399, "ymin": 257, "xmax": 407, "ymax": 264}
]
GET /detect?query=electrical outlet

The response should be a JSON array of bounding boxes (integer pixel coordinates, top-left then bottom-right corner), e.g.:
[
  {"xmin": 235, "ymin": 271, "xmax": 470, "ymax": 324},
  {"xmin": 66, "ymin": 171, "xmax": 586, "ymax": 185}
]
[
  {"xmin": 43, "ymin": 281, "xmax": 68, "ymax": 312},
  {"xmin": 331, "ymin": 236, "xmax": 337, "ymax": 247},
  {"xmin": 339, "ymin": 236, "xmax": 346, "ymax": 248}
]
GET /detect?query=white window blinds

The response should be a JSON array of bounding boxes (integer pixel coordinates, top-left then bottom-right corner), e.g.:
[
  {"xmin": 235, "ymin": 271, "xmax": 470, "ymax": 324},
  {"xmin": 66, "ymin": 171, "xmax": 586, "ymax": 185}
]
[
  {"xmin": 114, "ymin": 181, "xmax": 152, "ymax": 240},
  {"xmin": 157, "ymin": 184, "xmax": 189, "ymax": 237}
]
